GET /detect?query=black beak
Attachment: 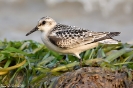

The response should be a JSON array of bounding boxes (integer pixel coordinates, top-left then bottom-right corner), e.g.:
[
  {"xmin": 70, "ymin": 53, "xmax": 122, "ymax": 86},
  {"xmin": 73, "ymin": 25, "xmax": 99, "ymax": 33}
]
[{"xmin": 26, "ymin": 26, "xmax": 38, "ymax": 36}]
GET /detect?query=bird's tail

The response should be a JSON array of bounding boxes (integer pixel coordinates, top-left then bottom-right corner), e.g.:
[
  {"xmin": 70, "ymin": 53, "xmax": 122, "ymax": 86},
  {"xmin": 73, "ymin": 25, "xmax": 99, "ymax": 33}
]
[
  {"xmin": 99, "ymin": 39, "xmax": 120, "ymax": 44},
  {"xmin": 99, "ymin": 32, "xmax": 120, "ymax": 44},
  {"xmin": 107, "ymin": 32, "xmax": 120, "ymax": 37}
]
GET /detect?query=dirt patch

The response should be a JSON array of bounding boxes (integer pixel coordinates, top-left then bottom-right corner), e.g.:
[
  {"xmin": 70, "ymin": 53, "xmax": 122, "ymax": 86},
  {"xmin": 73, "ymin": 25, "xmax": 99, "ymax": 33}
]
[{"xmin": 50, "ymin": 67, "xmax": 133, "ymax": 88}]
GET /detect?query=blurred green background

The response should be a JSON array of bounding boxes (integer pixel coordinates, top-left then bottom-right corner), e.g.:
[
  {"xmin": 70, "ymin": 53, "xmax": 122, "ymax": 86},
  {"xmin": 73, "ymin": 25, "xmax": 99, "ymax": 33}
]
[{"xmin": 0, "ymin": 0, "xmax": 133, "ymax": 43}]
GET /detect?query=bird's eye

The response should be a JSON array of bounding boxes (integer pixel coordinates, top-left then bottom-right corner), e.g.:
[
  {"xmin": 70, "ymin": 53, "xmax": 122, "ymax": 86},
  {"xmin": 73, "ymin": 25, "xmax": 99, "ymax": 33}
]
[{"xmin": 42, "ymin": 21, "xmax": 46, "ymax": 25}]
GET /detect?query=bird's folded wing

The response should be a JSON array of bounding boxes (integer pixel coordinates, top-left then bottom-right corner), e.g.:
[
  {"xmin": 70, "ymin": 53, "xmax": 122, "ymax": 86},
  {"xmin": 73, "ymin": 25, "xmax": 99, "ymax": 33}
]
[{"xmin": 48, "ymin": 24, "xmax": 120, "ymax": 49}]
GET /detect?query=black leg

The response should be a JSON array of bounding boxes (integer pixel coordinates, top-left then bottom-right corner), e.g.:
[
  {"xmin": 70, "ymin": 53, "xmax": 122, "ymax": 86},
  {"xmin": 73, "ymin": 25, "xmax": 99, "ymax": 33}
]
[
  {"xmin": 74, "ymin": 53, "xmax": 83, "ymax": 68},
  {"xmin": 65, "ymin": 54, "xmax": 69, "ymax": 61},
  {"xmin": 62, "ymin": 54, "xmax": 69, "ymax": 64},
  {"xmin": 79, "ymin": 58, "xmax": 82, "ymax": 67}
]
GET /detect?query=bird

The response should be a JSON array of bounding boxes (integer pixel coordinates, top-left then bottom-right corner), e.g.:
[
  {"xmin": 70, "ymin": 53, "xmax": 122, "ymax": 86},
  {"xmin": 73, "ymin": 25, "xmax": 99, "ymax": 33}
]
[{"xmin": 26, "ymin": 16, "xmax": 120, "ymax": 66}]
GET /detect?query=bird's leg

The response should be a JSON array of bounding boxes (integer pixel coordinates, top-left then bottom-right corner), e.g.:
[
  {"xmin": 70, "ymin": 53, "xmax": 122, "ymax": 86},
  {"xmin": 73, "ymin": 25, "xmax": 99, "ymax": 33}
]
[
  {"xmin": 65, "ymin": 54, "xmax": 69, "ymax": 62},
  {"xmin": 62, "ymin": 54, "xmax": 69, "ymax": 63},
  {"xmin": 74, "ymin": 53, "xmax": 82, "ymax": 67},
  {"xmin": 79, "ymin": 58, "xmax": 82, "ymax": 67}
]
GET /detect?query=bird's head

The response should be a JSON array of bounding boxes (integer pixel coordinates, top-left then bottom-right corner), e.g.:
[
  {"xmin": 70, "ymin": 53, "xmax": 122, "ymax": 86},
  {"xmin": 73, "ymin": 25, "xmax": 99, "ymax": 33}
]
[{"xmin": 26, "ymin": 16, "xmax": 57, "ymax": 36}]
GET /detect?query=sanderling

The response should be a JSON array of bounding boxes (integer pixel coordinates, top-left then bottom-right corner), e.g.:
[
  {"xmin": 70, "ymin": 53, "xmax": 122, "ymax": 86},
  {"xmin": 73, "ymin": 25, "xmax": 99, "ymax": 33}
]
[{"xmin": 26, "ymin": 16, "xmax": 120, "ymax": 66}]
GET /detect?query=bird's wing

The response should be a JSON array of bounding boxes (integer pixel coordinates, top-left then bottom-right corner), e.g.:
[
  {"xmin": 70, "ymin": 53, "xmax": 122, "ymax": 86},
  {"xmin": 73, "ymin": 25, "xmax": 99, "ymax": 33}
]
[{"xmin": 48, "ymin": 24, "xmax": 120, "ymax": 49}]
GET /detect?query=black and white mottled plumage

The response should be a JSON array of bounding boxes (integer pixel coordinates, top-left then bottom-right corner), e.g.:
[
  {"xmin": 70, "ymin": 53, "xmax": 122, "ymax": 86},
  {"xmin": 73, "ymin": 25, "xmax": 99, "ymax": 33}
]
[
  {"xmin": 26, "ymin": 16, "xmax": 121, "ymax": 66},
  {"xmin": 48, "ymin": 23, "xmax": 120, "ymax": 49}
]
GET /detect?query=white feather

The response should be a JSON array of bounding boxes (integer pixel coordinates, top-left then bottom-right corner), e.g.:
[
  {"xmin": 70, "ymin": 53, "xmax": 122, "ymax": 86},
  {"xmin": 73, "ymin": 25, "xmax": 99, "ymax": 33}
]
[{"xmin": 99, "ymin": 39, "xmax": 119, "ymax": 44}]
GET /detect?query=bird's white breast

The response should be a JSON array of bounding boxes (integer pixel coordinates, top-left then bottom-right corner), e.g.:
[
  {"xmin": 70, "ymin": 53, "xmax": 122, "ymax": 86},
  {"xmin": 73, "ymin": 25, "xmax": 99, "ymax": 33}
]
[{"xmin": 41, "ymin": 32, "xmax": 58, "ymax": 51}]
